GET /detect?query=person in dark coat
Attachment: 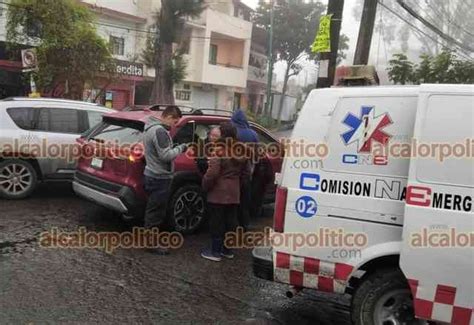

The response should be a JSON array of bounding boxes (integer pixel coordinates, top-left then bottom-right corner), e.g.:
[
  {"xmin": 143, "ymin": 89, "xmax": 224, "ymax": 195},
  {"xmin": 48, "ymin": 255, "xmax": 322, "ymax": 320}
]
[
  {"xmin": 230, "ymin": 109, "xmax": 258, "ymax": 230},
  {"xmin": 201, "ymin": 122, "xmax": 250, "ymax": 262}
]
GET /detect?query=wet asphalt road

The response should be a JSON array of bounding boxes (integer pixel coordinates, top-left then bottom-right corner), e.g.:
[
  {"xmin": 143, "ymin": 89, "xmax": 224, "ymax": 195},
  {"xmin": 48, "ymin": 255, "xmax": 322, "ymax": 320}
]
[{"xmin": 0, "ymin": 183, "xmax": 350, "ymax": 324}]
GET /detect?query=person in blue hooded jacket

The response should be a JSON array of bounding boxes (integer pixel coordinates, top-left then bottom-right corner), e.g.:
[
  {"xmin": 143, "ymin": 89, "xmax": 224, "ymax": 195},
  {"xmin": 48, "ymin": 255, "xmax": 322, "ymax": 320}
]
[
  {"xmin": 231, "ymin": 109, "xmax": 259, "ymax": 143},
  {"xmin": 231, "ymin": 109, "xmax": 258, "ymax": 230}
]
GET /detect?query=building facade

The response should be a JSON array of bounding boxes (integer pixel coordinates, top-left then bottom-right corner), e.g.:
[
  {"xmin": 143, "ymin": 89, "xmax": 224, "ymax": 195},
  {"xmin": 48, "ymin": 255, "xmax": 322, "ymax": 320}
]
[
  {"xmin": 0, "ymin": 0, "xmax": 267, "ymax": 113},
  {"xmin": 245, "ymin": 26, "xmax": 268, "ymax": 115},
  {"xmin": 175, "ymin": 0, "xmax": 253, "ymax": 111},
  {"xmin": 80, "ymin": 0, "xmax": 157, "ymax": 109}
]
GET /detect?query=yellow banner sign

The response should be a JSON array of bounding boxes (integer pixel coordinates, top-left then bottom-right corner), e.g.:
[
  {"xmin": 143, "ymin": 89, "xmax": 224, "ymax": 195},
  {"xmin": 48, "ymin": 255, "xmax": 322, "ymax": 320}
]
[{"xmin": 311, "ymin": 14, "xmax": 332, "ymax": 53}]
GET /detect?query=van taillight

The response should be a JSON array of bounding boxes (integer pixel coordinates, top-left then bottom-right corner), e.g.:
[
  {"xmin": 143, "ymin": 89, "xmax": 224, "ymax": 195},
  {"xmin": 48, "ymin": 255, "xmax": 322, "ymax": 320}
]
[{"xmin": 273, "ymin": 186, "xmax": 287, "ymax": 233}]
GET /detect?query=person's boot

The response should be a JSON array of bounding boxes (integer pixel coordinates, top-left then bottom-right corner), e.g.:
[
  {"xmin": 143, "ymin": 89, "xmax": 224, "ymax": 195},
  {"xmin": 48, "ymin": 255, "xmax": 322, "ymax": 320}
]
[
  {"xmin": 221, "ymin": 246, "xmax": 234, "ymax": 259},
  {"xmin": 201, "ymin": 238, "xmax": 222, "ymax": 262}
]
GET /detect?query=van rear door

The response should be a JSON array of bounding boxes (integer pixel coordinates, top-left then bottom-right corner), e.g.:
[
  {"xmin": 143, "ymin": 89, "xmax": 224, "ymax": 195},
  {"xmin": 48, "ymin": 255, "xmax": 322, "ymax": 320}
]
[{"xmin": 400, "ymin": 84, "xmax": 474, "ymax": 324}]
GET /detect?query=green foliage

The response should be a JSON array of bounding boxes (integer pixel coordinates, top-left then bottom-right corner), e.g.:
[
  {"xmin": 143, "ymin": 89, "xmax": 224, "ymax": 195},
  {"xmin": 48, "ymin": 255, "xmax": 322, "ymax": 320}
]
[
  {"xmin": 337, "ymin": 34, "xmax": 350, "ymax": 65},
  {"xmin": 141, "ymin": 26, "xmax": 157, "ymax": 67},
  {"xmin": 255, "ymin": 0, "xmax": 325, "ymax": 70},
  {"xmin": 387, "ymin": 53, "xmax": 414, "ymax": 85},
  {"xmin": 388, "ymin": 50, "xmax": 474, "ymax": 85},
  {"xmin": 254, "ymin": 0, "xmax": 325, "ymax": 124},
  {"xmin": 6, "ymin": 0, "xmax": 113, "ymax": 99},
  {"xmin": 165, "ymin": 49, "xmax": 188, "ymax": 85}
]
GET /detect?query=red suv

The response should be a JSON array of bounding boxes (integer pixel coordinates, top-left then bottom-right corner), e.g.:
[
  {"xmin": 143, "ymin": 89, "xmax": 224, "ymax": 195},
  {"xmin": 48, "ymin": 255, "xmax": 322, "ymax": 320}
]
[{"xmin": 73, "ymin": 106, "xmax": 282, "ymax": 234}]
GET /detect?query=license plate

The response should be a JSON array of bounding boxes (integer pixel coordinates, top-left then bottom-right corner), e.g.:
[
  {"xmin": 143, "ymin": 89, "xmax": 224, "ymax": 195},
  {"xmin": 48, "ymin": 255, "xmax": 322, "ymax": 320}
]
[{"xmin": 91, "ymin": 157, "xmax": 103, "ymax": 169}]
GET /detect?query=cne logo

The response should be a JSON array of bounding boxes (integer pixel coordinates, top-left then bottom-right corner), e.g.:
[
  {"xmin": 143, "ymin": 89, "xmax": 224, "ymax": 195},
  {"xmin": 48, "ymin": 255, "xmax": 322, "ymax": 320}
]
[{"xmin": 341, "ymin": 106, "xmax": 393, "ymax": 153}]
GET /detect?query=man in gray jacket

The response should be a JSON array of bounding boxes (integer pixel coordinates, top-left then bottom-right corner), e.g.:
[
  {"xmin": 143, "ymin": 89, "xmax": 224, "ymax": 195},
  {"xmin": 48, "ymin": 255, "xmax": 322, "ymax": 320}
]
[{"xmin": 143, "ymin": 106, "xmax": 187, "ymax": 253}]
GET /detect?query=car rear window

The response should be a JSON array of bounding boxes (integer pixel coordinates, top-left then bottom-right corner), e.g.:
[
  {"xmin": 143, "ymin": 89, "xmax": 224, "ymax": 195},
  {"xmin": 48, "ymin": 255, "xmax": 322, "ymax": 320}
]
[
  {"xmin": 7, "ymin": 107, "xmax": 35, "ymax": 130},
  {"xmin": 90, "ymin": 119, "xmax": 143, "ymax": 145}
]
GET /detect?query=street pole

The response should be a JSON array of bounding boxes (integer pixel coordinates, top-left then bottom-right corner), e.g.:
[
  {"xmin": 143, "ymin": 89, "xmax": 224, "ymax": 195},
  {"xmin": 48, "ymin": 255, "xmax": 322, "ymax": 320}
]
[
  {"xmin": 316, "ymin": 0, "xmax": 344, "ymax": 88},
  {"xmin": 353, "ymin": 0, "xmax": 378, "ymax": 65},
  {"xmin": 264, "ymin": 0, "xmax": 274, "ymax": 117}
]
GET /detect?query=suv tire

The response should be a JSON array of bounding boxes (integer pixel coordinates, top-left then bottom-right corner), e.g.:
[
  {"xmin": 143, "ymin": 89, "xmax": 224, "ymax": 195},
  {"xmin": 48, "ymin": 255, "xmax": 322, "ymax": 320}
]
[
  {"xmin": 0, "ymin": 159, "xmax": 38, "ymax": 199},
  {"xmin": 351, "ymin": 268, "xmax": 425, "ymax": 325},
  {"xmin": 168, "ymin": 184, "xmax": 206, "ymax": 234}
]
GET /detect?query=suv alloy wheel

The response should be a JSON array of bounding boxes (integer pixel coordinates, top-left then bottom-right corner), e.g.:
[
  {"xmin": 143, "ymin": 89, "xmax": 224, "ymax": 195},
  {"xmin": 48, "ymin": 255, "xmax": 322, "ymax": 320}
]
[
  {"xmin": 0, "ymin": 159, "xmax": 38, "ymax": 199},
  {"xmin": 168, "ymin": 184, "xmax": 206, "ymax": 234}
]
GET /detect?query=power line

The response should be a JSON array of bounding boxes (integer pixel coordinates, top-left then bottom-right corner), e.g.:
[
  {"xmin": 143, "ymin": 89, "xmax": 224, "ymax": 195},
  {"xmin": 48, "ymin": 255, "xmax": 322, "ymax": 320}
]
[
  {"xmin": 426, "ymin": 1, "xmax": 474, "ymax": 39},
  {"xmin": 396, "ymin": 0, "xmax": 474, "ymax": 53},
  {"xmin": 377, "ymin": 0, "xmax": 472, "ymax": 61}
]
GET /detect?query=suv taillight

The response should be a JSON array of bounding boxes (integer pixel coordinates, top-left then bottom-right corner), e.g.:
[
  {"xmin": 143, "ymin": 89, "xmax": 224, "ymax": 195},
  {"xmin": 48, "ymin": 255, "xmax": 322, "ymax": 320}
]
[{"xmin": 273, "ymin": 186, "xmax": 287, "ymax": 233}]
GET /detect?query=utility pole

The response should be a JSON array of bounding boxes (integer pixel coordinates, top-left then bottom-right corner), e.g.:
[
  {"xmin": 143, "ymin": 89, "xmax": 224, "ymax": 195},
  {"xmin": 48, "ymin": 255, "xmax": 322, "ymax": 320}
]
[
  {"xmin": 264, "ymin": 0, "xmax": 274, "ymax": 117},
  {"xmin": 316, "ymin": 0, "xmax": 344, "ymax": 88},
  {"xmin": 353, "ymin": 0, "xmax": 378, "ymax": 65}
]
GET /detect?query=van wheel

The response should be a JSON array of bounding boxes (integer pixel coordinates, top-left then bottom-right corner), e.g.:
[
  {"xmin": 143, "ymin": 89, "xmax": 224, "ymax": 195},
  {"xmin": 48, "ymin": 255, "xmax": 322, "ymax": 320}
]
[
  {"xmin": 351, "ymin": 269, "xmax": 425, "ymax": 325},
  {"xmin": 168, "ymin": 184, "xmax": 206, "ymax": 234},
  {"xmin": 0, "ymin": 159, "xmax": 38, "ymax": 199}
]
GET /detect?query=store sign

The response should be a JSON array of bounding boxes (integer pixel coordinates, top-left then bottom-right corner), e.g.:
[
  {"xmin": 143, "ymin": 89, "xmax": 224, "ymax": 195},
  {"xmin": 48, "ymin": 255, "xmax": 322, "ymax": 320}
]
[{"xmin": 100, "ymin": 59, "xmax": 144, "ymax": 77}]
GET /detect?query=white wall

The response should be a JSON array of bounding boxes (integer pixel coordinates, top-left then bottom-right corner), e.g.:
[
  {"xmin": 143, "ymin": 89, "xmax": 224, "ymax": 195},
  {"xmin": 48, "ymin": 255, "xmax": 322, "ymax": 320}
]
[
  {"xmin": 184, "ymin": 8, "xmax": 252, "ymax": 88},
  {"xmin": 82, "ymin": 0, "xmax": 140, "ymax": 16},
  {"xmin": 0, "ymin": 2, "xmax": 7, "ymax": 42},
  {"xmin": 95, "ymin": 16, "xmax": 141, "ymax": 61}
]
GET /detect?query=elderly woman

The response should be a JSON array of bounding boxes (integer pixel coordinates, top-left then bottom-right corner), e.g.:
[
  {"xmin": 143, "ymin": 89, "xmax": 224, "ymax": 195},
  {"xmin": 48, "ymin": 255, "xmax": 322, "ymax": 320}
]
[{"xmin": 200, "ymin": 122, "xmax": 250, "ymax": 262}]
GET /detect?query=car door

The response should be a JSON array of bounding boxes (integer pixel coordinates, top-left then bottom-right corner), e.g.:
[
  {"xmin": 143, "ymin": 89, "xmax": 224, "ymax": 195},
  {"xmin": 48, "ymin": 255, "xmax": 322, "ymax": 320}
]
[
  {"xmin": 250, "ymin": 124, "xmax": 284, "ymax": 201},
  {"xmin": 172, "ymin": 120, "xmax": 225, "ymax": 174},
  {"xmin": 31, "ymin": 106, "xmax": 84, "ymax": 179}
]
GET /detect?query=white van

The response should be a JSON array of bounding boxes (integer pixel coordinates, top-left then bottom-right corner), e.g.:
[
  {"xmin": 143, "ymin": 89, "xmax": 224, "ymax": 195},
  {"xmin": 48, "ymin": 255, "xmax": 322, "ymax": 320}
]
[{"xmin": 253, "ymin": 84, "xmax": 473, "ymax": 325}]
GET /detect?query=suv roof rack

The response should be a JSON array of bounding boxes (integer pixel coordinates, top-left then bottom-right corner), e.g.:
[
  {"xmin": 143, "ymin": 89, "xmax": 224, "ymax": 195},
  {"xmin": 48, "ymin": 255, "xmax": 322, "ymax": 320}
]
[
  {"xmin": 1, "ymin": 97, "xmax": 101, "ymax": 106},
  {"xmin": 147, "ymin": 104, "xmax": 233, "ymax": 117},
  {"xmin": 192, "ymin": 108, "xmax": 233, "ymax": 116}
]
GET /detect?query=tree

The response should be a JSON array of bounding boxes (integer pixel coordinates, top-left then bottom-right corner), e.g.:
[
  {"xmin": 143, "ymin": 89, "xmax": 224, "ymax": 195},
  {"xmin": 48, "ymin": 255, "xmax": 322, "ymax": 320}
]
[
  {"xmin": 387, "ymin": 53, "xmax": 414, "ymax": 85},
  {"xmin": 353, "ymin": 0, "xmax": 474, "ymax": 57},
  {"xmin": 337, "ymin": 34, "xmax": 350, "ymax": 65},
  {"xmin": 149, "ymin": 0, "xmax": 205, "ymax": 104},
  {"xmin": 387, "ymin": 50, "xmax": 474, "ymax": 84},
  {"xmin": 254, "ymin": 0, "xmax": 325, "ymax": 127},
  {"xmin": 6, "ymin": 0, "xmax": 114, "ymax": 99}
]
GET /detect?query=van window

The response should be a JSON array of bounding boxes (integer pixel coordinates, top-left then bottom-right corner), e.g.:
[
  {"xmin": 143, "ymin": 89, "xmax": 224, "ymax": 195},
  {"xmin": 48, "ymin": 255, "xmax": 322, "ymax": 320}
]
[
  {"xmin": 324, "ymin": 96, "xmax": 418, "ymax": 177},
  {"xmin": 416, "ymin": 95, "xmax": 473, "ymax": 187}
]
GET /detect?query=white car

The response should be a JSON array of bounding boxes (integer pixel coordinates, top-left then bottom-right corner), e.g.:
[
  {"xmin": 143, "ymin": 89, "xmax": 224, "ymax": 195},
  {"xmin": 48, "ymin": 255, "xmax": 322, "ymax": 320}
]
[
  {"xmin": 0, "ymin": 97, "xmax": 110, "ymax": 199},
  {"xmin": 253, "ymin": 84, "xmax": 473, "ymax": 325}
]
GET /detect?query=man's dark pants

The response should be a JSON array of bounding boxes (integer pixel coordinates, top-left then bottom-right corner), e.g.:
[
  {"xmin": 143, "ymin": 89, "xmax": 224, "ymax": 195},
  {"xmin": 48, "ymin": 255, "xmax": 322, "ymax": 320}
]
[{"xmin": 144, "ymin": 176, "xmax": 171, "ymax": 229}]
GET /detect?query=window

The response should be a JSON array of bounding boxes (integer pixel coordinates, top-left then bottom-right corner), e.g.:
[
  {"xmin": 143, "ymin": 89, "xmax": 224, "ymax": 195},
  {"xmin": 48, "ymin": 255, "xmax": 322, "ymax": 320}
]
[
  {"xmin": 252, "ymin": 126, "xmax": 276, "ymax": 145},
  {"xmin": 92, "ymin": 122, "xmax": 143, "ymax": 145},
  {"xmin": 173, "ymin": 122, "xmax": 220, "ymax": 145},
  {"xmin": 87, "ymin": 111, "xmax": 104, "ymax": 129},
  {"xmin": 110, "ymin": 36, "xmax": 125, "ymax": 56},
  {"xmin": 35, "ymin": 108, "xmax": 81, "ymax": 134},
  {"xmin": 209, "ymin": 44, "xmax": 218, "ymax": 65},
  {"xmin": 7, "ymin": 107, "xmax": 36, "ymax": 130},
  {"xmin": 175, "ymin": 83, "xmax": 192, "ymax": 101},
  {"xmin": 417, "ymin": 95, "xmax": 473, "ymax": 187}
]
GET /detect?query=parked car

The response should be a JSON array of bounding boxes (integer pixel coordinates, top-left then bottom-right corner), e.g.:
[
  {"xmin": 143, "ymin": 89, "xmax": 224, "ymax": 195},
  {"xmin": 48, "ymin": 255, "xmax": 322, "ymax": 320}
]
[
  {"xmin": 73, "ymin": 105, "xmax": 283, "ymax": 234},
  {"xmin": 0, "ymin": 97, "xmax": 110, "ymax": 199}
]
